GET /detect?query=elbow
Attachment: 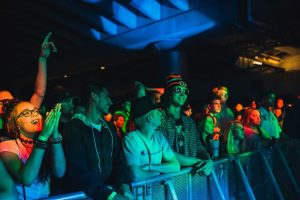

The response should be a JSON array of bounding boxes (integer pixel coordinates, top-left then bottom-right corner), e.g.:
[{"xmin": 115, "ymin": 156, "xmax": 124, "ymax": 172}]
[
  {"xmin": 131, "ymin": 173, "xmax": 142, "ymax": 182},
  {"xmin": 53, "ymin": 161, "xmax": 66, "ymax": 178},
  {"xmin": 170, "ymin": 161, "xmax": 180, "ymax": 173},
  {"xmin": 53, "ymin": 167, "xmax": 66, "ymax": 178},
  {"xmin": 22, "ymin": 178, "xmax": 35, "ymax": 186},
  {"xmin": 174, "ymin": 163, "xmax": 181, "ymax": 173}
]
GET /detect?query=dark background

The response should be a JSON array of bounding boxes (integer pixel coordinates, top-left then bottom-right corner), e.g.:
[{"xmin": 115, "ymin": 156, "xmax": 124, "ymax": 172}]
[{"xmin": 1, "ymin": 0, "xmax": 300, "ymax": 111}]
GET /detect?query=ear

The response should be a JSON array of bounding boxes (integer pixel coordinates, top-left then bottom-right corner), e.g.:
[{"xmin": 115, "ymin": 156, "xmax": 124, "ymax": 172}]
[
  {"xmin": 146, "ymin": 115, "xmax": 151, "ymax": 123},
  {"xmin": 91, "ymin": 92, "xmax": 98, "ymax": 101},
  {"xmin": 208, "ymin": 104, "xmax": 212, "ymax": 110}
]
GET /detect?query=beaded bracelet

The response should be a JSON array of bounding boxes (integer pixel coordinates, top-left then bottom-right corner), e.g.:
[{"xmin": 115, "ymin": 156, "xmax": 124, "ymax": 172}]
[
  {"xmin": 49, "ymin": 134, "xmax": 63, "ymax": 144},
  {"xmin": 34, "ymin": 139, "xmax": 48, "ymax": 150}
]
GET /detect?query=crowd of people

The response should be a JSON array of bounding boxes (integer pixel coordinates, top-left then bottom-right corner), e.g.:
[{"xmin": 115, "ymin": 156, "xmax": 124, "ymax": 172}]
[{"xmin": 0, "ymin": 34, "xmax": 299, "ymax": 200}]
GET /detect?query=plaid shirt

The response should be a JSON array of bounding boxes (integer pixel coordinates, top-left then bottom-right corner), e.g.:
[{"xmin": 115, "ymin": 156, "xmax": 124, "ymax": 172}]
[{"xmin": 157, "ymin": 110, "xmax": 210, "ymax": 160}]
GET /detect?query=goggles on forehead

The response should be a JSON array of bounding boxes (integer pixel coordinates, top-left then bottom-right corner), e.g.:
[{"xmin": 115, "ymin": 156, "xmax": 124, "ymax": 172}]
[{"xmin": 173, "ymin": 86, "xmax": 189, "ymax": 95}]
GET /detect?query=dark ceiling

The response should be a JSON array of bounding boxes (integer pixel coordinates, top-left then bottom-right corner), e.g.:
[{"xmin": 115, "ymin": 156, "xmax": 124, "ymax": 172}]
[{"xmin": 1, "ymin": 0, "xmax": 300, "ymax": 100}]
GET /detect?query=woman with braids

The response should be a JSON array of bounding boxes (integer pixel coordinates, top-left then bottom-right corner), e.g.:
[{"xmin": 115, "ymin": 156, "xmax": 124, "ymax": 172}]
[{"xmin": 0, "ymin": 100, "xmax": 65, "ymax": 199}]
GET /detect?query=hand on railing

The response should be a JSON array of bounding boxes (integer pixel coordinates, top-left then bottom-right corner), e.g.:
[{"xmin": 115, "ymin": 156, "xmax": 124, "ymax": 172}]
[{"xmin": 191, "ymin": 159, "xmax": 214, "ymax": 176}]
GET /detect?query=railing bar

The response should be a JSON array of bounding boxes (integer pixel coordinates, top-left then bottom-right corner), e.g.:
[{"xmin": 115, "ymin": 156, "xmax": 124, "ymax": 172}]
[
  {"xmin": 212, "ymin": 170, "xmax": 226, "ymax": 200},
  {"xmin": 236, "ymin": 160, "xmax": 256, "ymax": 200},
  {"xmin": 277, "ymin": 147, "xmax": 300, "ymax": 198},
  {"xmin": 188, "ymin": 173, "xmax": 192, "ymax": 200},
  {"xmin": 260, "ymin": 152, "xmax": 285, "ymax": 200},
  {"xmin": 165, "ymin": 179, "xmax": 178, "ymax": 200}
]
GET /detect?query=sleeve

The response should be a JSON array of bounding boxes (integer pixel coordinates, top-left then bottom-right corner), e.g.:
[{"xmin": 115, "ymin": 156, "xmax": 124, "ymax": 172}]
[
  {"xmin": 122, "ymin": 134, "xmax": 140, "ymax": 166},
  {"xmin": 63, "ymin": 121, "xmax": 114, "ymax": 200}
]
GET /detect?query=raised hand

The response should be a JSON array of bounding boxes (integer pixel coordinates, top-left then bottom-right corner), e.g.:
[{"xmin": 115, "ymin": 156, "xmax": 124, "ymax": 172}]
[
  {"xmin": 40, "ymin": 32, "xmax": 57, "ymax": 59},
  {"xmin": 51, "ymin": 103, "xmax": 62, "ymax": 139},
  {"xmin": 39, "ymin": 103, "xmax": 61, "ymax": 140},
  {"xmin": 196, "ymin": 159, "xmax": 214, "ymax": 176}
]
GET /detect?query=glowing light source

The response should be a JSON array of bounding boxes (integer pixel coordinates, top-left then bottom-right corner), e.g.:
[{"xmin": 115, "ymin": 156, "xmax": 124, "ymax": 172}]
[
  {"xmin": 253, "ymin": 61, "xmax": 262, "ymax": 65},
  {"xmin": 64, "ymin": 75, "xmax": 68, "ymax": 78},
  {"xmin": 100, "ymin": 66, "xmax": 106, "ymax": 70}
]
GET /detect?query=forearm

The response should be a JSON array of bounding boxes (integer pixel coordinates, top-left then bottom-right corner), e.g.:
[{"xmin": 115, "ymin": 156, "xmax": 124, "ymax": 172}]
[
  {"xmin": 149, "ymin": 162, "xmax": 180, "ymax": 174},
  {"xmin": 129, "ymin": 165, "xmax": 159, "ymax": 182},
  {"xmin": 51, "ymin": 143, "xmax": 66, "ymax": 177},
  {"xmin": 30, "ymin": 56, "xmax": 47, "ymax": 107},
  {"xmin": 175, "ymin": 152, "xmax": 201, "ymax": 167},
  {"xmin": 19, "ymin": 148, "xmax": 45, "ymax": 185}
]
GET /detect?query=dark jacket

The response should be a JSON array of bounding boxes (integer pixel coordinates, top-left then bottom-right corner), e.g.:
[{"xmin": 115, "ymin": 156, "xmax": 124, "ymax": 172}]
[{"xmin": 62, "ymin": 114, "xmax": 125, "ymax": 200}]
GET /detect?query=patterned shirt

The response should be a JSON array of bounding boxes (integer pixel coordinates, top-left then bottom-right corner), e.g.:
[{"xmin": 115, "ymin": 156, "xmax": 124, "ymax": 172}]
[{"xmin": 157, "ymin": 110, "xmax": 210, "ymax": 160}]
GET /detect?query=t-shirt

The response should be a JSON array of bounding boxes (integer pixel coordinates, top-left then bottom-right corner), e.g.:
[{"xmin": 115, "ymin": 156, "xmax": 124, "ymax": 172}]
[
  {"xmin": 0, "ymin": 139, "xmax": 50, "ymax": 200},
  {"xmin": 123, "ymin": 130, "xmax": 175, "ymax": 167}
]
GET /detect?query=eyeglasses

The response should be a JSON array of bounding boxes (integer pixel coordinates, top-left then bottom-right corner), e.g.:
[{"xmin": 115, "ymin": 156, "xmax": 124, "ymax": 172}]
[
  {"xmin": 16, "ymin": 108, "xmax": 40, "ymax": 119},
  {"xmin": 173, "ymin": 87, "xmax": 189, "ymax": 95},
  {"xmin": 0, "ymin": 99, "xmax": 13, "ymax": 106}
]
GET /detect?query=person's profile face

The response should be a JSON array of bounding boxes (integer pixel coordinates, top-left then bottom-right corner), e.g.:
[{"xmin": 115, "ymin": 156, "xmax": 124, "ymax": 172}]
[
  {"xmin": 249, "ymin": 110, "xmax": 261, "ymax": 126},
  {"xmin": 211, "ymin": 99, "xmax": 221, "ymax": 113}
]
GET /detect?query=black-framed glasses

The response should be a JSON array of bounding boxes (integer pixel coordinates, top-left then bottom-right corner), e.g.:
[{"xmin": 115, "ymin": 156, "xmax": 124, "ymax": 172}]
[
  {"xmin": 173, "ymin": 86, "xmax": 189, "ymax": 95},
  {"xmin": 16, "ymin": 108, "xmax": 40, "ymax": 119},
  {"xmin": 0, "ymin": 99, "xmax": 13, "ymax": 106}
]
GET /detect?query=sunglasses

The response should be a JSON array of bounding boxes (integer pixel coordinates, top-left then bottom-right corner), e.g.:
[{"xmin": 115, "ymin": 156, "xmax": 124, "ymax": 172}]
[
  {"xmin": 16, "ymin": 108, "xmax": 40, "ymax": 119},
  {"xmin": 173, "ymin": 87, "xmax": 189, "ymax": 95}
]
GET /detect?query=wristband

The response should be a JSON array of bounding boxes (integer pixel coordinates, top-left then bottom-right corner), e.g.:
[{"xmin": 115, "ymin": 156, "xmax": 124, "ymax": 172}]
[
  {"xmin": 107, "ymin": 191, "xmax": 117, "ymax": 200},
  {"xmin": 38, "ymin": 135, "xmax": 48, "ymax": 142},
  {"xmin": 34, "ymin": 139, "xmax": 48, "ymax": 150},
  {"xmin": 49, "ymin": 134, "xmax": 63, "ymax": 144}
]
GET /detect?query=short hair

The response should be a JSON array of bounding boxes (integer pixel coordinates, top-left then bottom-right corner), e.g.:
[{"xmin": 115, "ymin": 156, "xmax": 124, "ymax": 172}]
[
  {"xmin": 113, "ymin": 113, "xmax": 125, "ymax": 122},
  {"xmin": 80, "ymin": 81, "xmax": 106, "ymax": 107}
]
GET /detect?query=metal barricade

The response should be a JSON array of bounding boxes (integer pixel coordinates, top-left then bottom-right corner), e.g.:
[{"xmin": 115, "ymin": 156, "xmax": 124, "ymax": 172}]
[{"xmin": 131, "ymin": 141, "xmax": 300, "ymax": 200}]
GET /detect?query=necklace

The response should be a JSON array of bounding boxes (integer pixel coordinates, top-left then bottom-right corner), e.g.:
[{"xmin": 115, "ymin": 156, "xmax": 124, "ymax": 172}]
[{"xmin": 18, "ymin": 137, "xmax": 34, "ymax": 149}]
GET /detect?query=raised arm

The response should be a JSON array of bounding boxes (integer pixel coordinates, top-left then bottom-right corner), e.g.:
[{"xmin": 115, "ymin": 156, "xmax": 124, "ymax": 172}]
[{"xmin": 30, "ymin": 32, "xmax": 57, "ymax": 108}]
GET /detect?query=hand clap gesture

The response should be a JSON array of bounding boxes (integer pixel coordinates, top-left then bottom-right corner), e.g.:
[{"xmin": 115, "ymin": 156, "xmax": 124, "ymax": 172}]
[{"xmin": 39, "ymin": 103, "xmax": 61, "ymax": 141}]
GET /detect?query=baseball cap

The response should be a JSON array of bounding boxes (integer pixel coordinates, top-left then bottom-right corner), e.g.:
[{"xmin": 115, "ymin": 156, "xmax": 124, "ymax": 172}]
[{"xmin": 131, "ymin": 96, "xmax": 161, "ymax": 119}]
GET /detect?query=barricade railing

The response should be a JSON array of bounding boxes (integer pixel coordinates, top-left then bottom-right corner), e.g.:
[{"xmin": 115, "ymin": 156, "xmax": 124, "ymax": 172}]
[
  {"xmin": 42, "ymin": 191, "xmax": 87, "ymax": 200},
  {"xmin": 44, "ymin": 140, "xmax": 300, "ymax": 200},
  {"xmin": 131, "ymin": 141, "xmax": 300, "ymax": 200}
]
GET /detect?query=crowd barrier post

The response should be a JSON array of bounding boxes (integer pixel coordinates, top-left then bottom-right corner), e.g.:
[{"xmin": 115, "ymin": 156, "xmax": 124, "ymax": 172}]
[
  {"xmin": 235, "ymin": 159, "xmax": 256, "ymax": 200},
  {"xmin": 260, "ymin": 151, "xmax": 285, "ymax": 200},
  {"xmin": 277, "ymin": 146, "xmax": 300, "ymax": 198},
  {"xmin": 211, "ymin": 170, "xmax": 226, "ymax": 200},
  {"xmin": 164, "ymin": 178, "xmax": 178, "ymax": 200}
]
